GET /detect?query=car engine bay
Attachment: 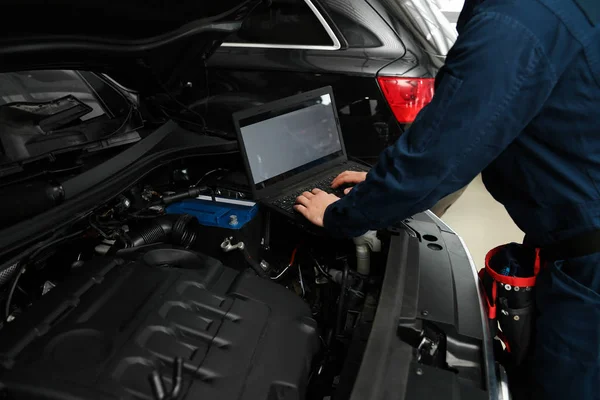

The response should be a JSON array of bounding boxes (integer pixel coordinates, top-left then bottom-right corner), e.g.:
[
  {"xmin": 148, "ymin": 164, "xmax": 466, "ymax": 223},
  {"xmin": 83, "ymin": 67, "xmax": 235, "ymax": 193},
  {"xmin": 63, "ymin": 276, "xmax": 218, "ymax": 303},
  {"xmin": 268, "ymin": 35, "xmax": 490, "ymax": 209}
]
[
  {"xmin": 0, "ymin": 0, "xmax": 502, "ymax": 395},
  {"xmin": 0, "ymin": 158, "xmax": 394, "ymax": 400}
]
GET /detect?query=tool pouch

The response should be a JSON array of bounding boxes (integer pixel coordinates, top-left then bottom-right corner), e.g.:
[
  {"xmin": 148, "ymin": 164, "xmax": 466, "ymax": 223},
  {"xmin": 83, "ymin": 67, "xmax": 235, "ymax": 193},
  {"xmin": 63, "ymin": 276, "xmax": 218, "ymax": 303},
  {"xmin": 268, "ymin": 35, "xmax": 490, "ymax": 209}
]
[{"xmin": 479, "ymin": 243, "xmax": 541, "ymax": 366}]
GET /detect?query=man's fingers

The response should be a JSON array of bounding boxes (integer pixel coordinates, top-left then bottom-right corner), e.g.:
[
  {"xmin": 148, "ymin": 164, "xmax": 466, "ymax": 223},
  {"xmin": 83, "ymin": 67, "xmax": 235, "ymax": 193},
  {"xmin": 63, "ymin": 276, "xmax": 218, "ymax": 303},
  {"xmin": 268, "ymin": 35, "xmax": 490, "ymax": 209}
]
[
  {"xmin": 332, "ymin": 171, "xmax": 366, "ymax": 188},
  {"xmin": 295, "ymin": 195, "xmax": 311, "ymax": 207},
  {"xmin": 331, "ymin": 172, "xmax": 349, "ymax": 188},
  {"xmin": 302, "ymin": 191, "xmax": 314, "ymax": 198},
  {"xmin": 312, "ymin": 188, "xmax": 324, "ymax": 194},
  {"xmin": 344, "ymin": 187, "xmax": 353, "ymax": 195}
]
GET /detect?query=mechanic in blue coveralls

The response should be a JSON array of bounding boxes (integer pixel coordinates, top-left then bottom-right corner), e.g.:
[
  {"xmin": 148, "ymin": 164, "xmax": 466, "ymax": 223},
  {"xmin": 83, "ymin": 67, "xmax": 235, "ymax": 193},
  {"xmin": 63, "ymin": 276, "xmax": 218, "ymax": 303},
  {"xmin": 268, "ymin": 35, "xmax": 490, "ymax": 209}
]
[{"xmin": 294, "ymin": 0, "xmax": 600, "ymax": 398}]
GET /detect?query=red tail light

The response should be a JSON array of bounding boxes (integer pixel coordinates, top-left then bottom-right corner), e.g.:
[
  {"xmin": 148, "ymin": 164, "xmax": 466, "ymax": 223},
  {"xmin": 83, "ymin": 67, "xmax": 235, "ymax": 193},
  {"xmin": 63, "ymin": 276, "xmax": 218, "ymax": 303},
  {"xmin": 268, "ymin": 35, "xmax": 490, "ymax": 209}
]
[{"xmin": 377, "ymin": 77, "xmax": 435, "ymax": 124}]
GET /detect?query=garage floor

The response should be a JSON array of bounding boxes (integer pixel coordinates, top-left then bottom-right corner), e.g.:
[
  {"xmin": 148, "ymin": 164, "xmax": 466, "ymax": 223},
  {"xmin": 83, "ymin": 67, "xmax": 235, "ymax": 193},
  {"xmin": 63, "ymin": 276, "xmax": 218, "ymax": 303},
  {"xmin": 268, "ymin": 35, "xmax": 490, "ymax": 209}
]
[{"xmin": 442, "ymin": 175, "xmax": 524, "ymax": 270}]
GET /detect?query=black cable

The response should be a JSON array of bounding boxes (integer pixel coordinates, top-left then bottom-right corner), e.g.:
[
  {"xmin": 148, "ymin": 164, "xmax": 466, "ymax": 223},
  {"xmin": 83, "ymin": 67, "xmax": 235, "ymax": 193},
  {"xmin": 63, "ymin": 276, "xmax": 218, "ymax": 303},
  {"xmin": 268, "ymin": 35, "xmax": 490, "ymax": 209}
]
[
  {"xmin": 242, "ymin": 247, "xmax": 269, "ymax": 279},
  {"xmin": 164, "ymin": 113, "xmax": 205, "ymax": 131},
  {"xmin": 4, "ymin": 261, "xmax": 23, "ymax": 321},
  {"xmin": 151, "ymin": 51, "xmax": 213, "ymax": 136},
  {"xmin": 166, "ymin": 114, "xmax": 230, "ymax": 138},
  {"xmin": 194, "ymin": 168, "xmax": 227, "ymax": 187},
  {"xmin": 335, "ymin": 260, "xmax": 350, "ymax": 338},
  {"xmin": 203, "ymin": 57, "xmax": 210, "ymax": 117},
  {"xmin": 157, "ymin": 106, "xmax": 227, "ymax": 138},
  {"xmin": 100, "ymin": 104, "xmax": 137, "ymax": 139},
  {"xmin": 271, "ymin": 248, "xmax": 299, "ymax": 281},
  {"xmin": 154, "ymin": 78, "xmax": 207, "ymax": 132},
  {"xmin": 4, "ymin": 229, "xmax": 85, "ymax": 321},
  {"xmin": 89, "ymin": 215, "xmax": 114, "ymax": 239},
  {"xmin": 165, "ymin": 115, "xmax": 230, "ymax": 138},
  {"xmin": 311, "ymin": 253, "xmax": 335, "ymax": 283},
  {"xmin": 0, "ymin": 237, "xmax": 54, "ymax": 275}
]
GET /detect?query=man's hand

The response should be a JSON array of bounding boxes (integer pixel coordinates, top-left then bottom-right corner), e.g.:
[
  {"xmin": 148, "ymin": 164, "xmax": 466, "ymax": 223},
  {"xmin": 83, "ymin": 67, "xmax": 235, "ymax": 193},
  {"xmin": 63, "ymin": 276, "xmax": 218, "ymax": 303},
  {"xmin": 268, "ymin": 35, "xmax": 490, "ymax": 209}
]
[
  {"xmin": 331, "ymin": 171, "xmax": 367, "ymax": 194},
  {"xmin": 294, "ymin": 189, "xmax": 340, "ymax": 227}
]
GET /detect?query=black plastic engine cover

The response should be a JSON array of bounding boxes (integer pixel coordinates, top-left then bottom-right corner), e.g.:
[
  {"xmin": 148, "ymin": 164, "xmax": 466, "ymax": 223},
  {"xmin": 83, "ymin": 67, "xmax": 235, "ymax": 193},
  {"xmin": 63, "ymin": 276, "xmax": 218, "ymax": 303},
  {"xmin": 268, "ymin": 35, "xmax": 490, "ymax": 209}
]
[{"xmin": 0, "ymin": 245, "xmax": 320, "ymax": 399}]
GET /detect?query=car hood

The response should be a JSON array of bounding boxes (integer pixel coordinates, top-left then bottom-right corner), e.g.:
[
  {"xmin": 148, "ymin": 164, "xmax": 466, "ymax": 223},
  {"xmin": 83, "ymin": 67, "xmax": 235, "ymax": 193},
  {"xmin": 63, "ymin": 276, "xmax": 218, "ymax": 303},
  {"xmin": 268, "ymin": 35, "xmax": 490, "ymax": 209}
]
[{"xmin": 0, "ymin": 0, "xmax": 262, "ymax": 93}]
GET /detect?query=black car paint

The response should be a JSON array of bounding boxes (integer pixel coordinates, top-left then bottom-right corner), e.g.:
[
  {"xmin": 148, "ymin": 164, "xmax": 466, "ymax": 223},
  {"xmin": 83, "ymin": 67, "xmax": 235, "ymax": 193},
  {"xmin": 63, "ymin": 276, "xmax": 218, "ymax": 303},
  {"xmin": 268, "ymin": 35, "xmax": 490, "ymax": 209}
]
[{"xmin": 207, "ymin": 0, "xmax": 435, "ymax": 162}]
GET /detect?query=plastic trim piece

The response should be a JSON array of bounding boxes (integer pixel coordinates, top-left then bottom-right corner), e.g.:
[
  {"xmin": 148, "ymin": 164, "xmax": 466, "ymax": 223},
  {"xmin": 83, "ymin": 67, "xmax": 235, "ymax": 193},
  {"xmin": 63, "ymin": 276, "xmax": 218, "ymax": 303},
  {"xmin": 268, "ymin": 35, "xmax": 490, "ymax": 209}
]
[
  {"xmin": 423, "ymin": 209, "xmax": 500, "ymax": 398},
  {"xmin": 221, "ymin": 0, "xmax": 342, "ymax": 50},
  {"xmin": 62, "ymin": 121, "xmax": 176, "ymax": 198},
  {"xmin": 348, "ymin": 232, "xmax": 415, "ymax": 400}
]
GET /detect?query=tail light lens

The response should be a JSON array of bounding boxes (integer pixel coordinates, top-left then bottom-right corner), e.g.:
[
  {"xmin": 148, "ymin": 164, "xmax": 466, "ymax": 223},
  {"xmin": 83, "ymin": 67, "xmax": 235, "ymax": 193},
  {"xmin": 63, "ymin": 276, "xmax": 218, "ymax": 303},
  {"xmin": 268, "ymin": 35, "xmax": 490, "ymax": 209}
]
[{"xmin": 377, "ymin": 77, "xmax": 435, "ymax": 124}]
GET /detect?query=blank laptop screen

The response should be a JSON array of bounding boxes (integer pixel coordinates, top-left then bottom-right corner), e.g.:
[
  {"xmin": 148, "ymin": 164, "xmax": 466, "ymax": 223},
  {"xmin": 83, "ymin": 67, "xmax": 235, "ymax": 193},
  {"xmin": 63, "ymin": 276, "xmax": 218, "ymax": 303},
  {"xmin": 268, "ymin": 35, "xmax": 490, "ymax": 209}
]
[{"xmin": 238, "ymin": 93, "xmax": 343, "ymax": 191}]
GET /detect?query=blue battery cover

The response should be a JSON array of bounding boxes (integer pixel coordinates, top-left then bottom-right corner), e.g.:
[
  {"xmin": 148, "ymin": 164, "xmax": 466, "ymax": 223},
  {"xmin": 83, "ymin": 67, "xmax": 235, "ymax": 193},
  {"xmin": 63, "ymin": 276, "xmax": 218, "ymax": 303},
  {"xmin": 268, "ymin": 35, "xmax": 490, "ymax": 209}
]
[{"xmin": 165, "ymin": 199, "xmax": 259, "ymax": 230}]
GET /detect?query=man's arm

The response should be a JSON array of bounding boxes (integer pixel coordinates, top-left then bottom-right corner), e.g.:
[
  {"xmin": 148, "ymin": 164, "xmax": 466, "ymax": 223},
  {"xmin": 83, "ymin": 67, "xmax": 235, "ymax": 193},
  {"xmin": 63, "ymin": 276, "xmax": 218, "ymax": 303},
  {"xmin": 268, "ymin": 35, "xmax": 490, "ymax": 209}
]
[{"xmin": 323, "ymin": 12, "xmax": 557, "ymax": 237}]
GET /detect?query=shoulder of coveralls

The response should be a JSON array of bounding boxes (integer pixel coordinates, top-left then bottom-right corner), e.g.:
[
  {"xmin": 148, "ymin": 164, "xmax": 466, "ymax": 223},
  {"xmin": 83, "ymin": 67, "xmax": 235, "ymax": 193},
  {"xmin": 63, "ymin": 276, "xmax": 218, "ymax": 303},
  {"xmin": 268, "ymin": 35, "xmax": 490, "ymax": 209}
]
[{"xmin": 469, "ymin": 0, "xmax": 584, "ymax": 77}]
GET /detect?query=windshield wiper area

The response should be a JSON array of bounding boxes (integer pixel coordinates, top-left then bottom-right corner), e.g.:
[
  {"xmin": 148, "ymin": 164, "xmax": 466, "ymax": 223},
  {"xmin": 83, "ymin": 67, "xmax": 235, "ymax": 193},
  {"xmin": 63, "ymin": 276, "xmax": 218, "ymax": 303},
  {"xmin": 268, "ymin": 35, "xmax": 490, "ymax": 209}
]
[
  {"xmin": 0, "ymin": 95, "xmax": 141, "ymax": 171},
  {"xmin": 0, "ymin": 95, "xmax": 94, "ymax": 163},
  {"xmin": 4, "ymin": 95, "xmax": 92, "ymax": 133}
]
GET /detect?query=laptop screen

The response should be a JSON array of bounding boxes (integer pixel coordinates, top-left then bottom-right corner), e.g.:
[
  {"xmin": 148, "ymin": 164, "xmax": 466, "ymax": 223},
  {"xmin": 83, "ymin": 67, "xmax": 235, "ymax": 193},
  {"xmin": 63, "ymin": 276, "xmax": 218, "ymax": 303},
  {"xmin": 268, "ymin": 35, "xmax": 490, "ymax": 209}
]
[{"xmin": 238, "ymin": 92, "xmax": 343, "ymax": 191}]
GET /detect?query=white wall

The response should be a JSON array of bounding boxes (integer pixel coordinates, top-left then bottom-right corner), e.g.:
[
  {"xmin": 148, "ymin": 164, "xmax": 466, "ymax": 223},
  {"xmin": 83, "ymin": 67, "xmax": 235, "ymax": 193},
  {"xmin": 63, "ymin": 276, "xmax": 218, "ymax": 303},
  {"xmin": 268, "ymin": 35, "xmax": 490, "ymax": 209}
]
[{"xmin": 433, "ymin": 0, "xmax": 464, "ymax": 29}]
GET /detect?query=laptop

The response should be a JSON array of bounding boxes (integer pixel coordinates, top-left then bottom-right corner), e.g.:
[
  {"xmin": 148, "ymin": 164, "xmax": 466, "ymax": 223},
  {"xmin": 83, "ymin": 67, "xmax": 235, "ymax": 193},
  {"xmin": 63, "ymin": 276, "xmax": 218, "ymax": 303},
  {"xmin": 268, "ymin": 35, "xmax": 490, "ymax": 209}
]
[{"xmin": 233, "ymin": 86, "xmax": 369, "ymax": 218}]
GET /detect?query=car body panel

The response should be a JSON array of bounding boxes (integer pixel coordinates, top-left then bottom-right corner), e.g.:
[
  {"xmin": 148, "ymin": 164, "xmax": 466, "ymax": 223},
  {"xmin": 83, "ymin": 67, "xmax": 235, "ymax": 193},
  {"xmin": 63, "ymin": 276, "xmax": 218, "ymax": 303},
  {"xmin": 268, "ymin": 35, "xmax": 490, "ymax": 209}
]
[
  {"xmin": 351, "ymin": 212, "xmax": 499, "ymax": 400},
  {"xmin": 0, "ymin": 0, "xmax": 262, "ymax": 92},
  {"xmin": 208, "ymin": 0, "xmax": 444, "ymax": 163}
]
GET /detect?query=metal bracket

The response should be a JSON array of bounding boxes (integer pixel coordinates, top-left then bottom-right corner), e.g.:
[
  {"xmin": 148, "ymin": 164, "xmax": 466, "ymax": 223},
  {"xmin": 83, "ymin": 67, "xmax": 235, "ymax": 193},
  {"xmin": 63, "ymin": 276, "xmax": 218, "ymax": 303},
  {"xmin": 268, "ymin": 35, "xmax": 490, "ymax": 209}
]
[{"xmin": 221, "ymin": 237, "xmax": 245, "ymax": 252}]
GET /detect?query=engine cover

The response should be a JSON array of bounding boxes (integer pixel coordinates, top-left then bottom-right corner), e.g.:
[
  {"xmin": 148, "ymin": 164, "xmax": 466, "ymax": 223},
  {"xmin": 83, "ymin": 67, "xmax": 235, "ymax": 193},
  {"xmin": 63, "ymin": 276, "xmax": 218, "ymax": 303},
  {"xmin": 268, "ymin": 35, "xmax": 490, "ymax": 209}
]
[{"xmin": 0, "ymin": 246, "xmax": 319, "ymax": 399}]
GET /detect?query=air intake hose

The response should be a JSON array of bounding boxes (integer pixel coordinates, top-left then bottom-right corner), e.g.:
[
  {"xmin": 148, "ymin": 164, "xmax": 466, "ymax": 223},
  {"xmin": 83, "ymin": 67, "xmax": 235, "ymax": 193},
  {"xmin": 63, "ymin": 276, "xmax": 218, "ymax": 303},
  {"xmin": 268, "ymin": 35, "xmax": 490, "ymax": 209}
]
[{"xmin": 127, "ymin": 214, "xmax": 199, "ymax": 248}]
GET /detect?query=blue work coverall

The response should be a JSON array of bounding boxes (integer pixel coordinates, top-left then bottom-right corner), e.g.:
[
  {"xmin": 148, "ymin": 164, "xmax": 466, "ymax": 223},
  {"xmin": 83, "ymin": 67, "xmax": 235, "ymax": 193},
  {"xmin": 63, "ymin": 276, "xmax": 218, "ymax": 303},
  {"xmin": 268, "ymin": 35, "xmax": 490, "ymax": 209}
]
[{"xmin": 323, "ymin": 0, "xmax": 600, "ymax": 397}]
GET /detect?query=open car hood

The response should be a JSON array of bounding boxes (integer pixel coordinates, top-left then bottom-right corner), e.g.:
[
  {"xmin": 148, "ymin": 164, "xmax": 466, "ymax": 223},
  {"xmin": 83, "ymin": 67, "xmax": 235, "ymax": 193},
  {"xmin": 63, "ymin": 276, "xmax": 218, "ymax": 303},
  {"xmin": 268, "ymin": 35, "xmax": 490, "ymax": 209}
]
[{"xmin": 0, "ymin": 0, "xmax": 262, "ymax": 92}]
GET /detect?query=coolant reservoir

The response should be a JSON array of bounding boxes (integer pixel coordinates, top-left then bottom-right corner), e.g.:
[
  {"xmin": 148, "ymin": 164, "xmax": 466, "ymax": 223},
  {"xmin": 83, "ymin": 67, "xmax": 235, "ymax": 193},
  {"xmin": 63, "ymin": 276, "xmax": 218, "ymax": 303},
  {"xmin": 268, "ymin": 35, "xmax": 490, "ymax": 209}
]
[{"xmin": 353, "ymin": 231, "xmax": 382, "ymax": 275}]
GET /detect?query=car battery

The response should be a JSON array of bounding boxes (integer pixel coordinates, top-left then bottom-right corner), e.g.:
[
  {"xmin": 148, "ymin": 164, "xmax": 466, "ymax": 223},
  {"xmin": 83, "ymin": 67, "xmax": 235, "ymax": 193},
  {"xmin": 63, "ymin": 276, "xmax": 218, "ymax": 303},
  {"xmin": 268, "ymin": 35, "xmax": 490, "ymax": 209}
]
[{"xmin": 165, "ymin": 197, "xmax": 264, "ymax": 268}]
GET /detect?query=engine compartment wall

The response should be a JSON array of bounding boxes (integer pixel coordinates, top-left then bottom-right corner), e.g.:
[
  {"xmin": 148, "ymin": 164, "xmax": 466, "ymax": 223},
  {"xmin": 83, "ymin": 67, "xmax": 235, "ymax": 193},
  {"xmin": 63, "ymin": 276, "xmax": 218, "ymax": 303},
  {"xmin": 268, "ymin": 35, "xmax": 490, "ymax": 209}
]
[{"xmin": 0, "ymin": 245, "xmax": 319, "ymax": 399}]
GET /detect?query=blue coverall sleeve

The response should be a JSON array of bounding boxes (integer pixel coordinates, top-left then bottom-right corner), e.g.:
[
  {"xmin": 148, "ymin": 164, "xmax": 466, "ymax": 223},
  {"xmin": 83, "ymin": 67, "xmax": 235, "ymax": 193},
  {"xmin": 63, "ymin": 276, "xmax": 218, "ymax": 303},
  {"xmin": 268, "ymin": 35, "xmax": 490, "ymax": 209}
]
[{"xmin": 323, "ymin": 12, "xmax": 558, "ymax": 238}]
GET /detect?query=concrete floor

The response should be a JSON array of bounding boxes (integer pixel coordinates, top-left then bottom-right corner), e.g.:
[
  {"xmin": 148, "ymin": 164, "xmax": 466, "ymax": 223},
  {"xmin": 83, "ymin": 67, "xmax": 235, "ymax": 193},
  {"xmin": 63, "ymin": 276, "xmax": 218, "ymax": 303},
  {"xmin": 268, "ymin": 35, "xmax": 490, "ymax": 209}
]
[{"xmin": 442, "ymin": 175, "xmax": 524, "ymax": 270}]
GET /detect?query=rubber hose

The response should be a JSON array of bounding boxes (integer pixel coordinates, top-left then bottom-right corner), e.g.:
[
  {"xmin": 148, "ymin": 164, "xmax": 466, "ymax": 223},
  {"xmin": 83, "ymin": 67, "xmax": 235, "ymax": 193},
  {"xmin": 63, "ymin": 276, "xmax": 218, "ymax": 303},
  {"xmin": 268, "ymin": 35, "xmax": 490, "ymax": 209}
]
[{"xmin": 127, "ymin": 214, "xmax": 199, "ymax": 248}]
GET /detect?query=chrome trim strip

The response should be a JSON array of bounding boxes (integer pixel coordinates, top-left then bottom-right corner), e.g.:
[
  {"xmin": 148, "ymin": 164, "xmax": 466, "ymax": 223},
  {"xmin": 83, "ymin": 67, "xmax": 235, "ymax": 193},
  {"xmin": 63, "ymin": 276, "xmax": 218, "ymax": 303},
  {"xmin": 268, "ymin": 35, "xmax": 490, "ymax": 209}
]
[
  {"xmin": 425, "ymin": 209, "xmax": 457, "ymax": 234},
  {"xmin": 456, "ymin": 235, "xmax": 500, "ymax": 399},
  {"xmin": 497, "ymin": 364, "xmax": 512, "ymax": 400},
  {"xmin": 221, "ymin": 0, "xmax": 341, "ymax": 51},
  {"xmin": 457, "ymin": 235, "xmax": 476, "ymax": 271}
]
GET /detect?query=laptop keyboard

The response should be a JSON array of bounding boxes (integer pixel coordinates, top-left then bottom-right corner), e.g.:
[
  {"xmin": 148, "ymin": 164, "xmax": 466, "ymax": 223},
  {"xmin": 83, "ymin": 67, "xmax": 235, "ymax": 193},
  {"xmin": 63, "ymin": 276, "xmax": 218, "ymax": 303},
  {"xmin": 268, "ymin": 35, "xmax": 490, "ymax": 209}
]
[{"xmin": 272, "ymin": 164, "xmax": 367, "ymax": 213}]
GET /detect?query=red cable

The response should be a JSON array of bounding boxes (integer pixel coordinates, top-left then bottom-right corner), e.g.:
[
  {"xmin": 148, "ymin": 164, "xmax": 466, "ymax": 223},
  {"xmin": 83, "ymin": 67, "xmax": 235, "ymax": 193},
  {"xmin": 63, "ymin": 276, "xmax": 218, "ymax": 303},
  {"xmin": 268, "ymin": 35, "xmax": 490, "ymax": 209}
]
[{"xmin": 289, "ymin": 248, "xmax": 298, "ymax": 266}]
